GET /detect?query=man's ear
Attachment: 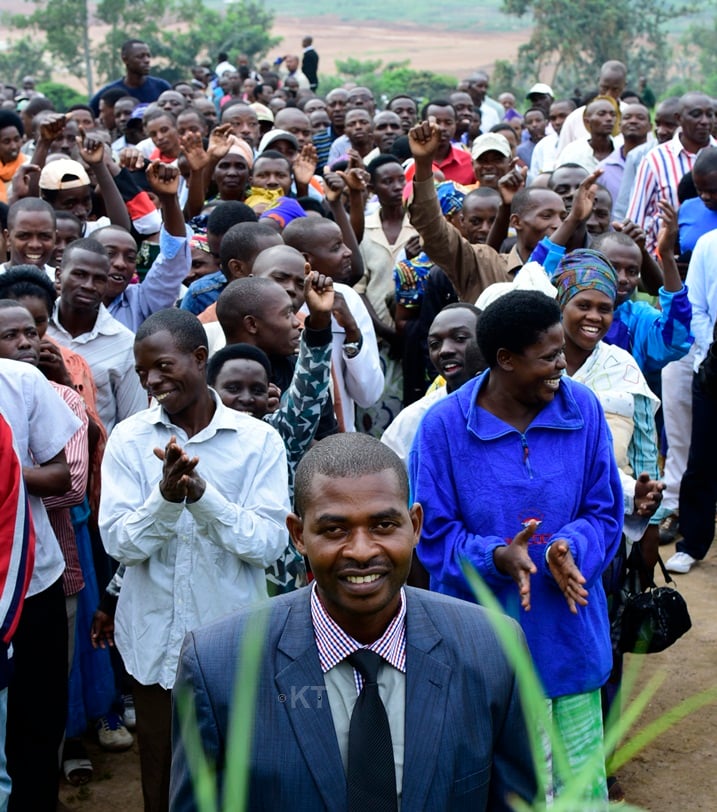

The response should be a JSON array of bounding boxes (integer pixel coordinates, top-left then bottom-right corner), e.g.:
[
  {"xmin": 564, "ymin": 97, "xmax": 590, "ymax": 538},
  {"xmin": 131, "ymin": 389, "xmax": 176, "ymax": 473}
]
[
  {"xmin": 227, "ymin": 259, "xmax": 244, "ymax": 279},
  {"xmin": 409, "ymin": 502, "xmax": 423, "ymax": 546},
  {"xmin": 286, "ymin": 513, "xmax": 305, "ymax": 555},
  {"xmin": 509, "ymin": 212, "xmax": 520, "ymax": 232},
  {"xmin": 243, "ymin": 314, "xmax": 259, "ymax": 336},
  {"xmin": 496, "ymin": 347, "xmax": 514, "ymax": 372},
  {"xmin": 193, "ymin": 345, "xmax": 208, "ymax": 370}
]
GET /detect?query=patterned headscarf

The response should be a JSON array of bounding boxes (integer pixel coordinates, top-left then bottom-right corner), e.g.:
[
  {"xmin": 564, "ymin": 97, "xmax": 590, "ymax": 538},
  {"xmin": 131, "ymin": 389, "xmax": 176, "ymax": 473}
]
[{"xmin": 551, "ymin": 249, "xmax": 618, "ymax": 308}]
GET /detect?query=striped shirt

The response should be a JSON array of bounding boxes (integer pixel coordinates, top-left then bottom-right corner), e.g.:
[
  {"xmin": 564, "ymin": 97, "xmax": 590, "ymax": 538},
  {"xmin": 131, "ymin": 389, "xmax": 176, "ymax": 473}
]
[
  {"xmin": 626, "ymin": 130, "xmax": 717, "ymax": 254},
  {"xmin": 310, "ymin": 582, "xmax": 406, "ymax": 694},
  {"xmin": 48, "ymin": 302, "xmax": 147, "ymax": 433},
  {"xmin": 44, "ymin": 382, "xmax": 89, "ymax": 597}
]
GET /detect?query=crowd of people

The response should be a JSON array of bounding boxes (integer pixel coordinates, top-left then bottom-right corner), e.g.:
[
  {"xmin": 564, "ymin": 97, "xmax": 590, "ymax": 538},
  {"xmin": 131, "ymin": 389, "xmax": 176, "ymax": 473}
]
[{"xmin": 0, "ymin": 32, "xmax": 715, "ymax": 812}]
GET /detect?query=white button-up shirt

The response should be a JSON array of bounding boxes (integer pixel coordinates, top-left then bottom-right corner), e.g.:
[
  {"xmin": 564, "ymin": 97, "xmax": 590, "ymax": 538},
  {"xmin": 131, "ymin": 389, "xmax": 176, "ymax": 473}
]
[
  {"xmin": 48, "ymin": 302, "xmax": 148, "ymax": 433},
  {"xmin": 99, "ymin": 392, "xmax": 290, "ymax": 688}
]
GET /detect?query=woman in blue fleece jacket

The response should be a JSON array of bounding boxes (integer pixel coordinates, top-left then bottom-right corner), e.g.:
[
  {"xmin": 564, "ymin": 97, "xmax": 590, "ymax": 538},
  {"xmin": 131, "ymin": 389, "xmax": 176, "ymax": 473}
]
[{"xmin": 409, "ymin": 290, "xmax": 623, "ymax": 806}]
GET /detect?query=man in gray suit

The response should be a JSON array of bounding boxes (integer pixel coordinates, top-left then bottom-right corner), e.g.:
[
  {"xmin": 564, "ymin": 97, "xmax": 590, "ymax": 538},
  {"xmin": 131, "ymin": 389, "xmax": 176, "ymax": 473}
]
[{"xmin": 170, "ymin": 434, "xmax": 537, "ymax": 811}]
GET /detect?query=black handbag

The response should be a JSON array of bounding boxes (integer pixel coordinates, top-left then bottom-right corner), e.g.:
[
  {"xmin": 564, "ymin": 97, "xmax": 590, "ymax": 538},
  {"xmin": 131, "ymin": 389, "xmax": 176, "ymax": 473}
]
[{"xmin": 612, "ymin": 545, "xmax": 692, "ymax": 654}]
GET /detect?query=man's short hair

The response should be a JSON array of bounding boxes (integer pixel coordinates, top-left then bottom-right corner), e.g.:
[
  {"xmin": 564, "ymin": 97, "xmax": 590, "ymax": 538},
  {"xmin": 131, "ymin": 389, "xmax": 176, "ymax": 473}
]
[
  {"xmin": 591, "ymin": 230, "xmax": 639, "ymax": 252},
  {"xmin": 121, "ymin": 39, "xmax": 146, "ymax": 58},
  {"xmin": 206, "ymin": 201, "xmax": 258, "ymax": 238},
  {"xmin": 437, "ymin": 302, "xmax": 482, "ymax": 330},
  {"xmin": 7, "ymin": 197, "xmax": 56, "ymax": 231},
  {"xmin": 62, "ymin": 238, "xmax": 108, "ymax": 268},
  {"xmin": 282, "ymin": 217, "xmax": 329, "ymax": 254},
  {"xmin": 510, "ymin": 187, "xmax": 557, "ymax": 217},
  {"xmin": 207, "ymin": 343, "xmax": 272, "ymax": 386},
  {"xmin": 420, "ymin": 99, "xmax": 456, "ymax": 119},
  {"xmin": 218, "ymin": 222, "xmax": 281, "ymax": 278},
  {"xmin": 216, "ymin": 277, "xmax": 280, "ymax": 333},
  {"xmin": 135, "ymin": 308, "xmax": 208, "ymax": 354},
  {"xmin": 366, "ymin": 154, "xmax": 402, "ymax": 183},
  {"xmin": 100, "ymin": 87, "xmax": 129, "ymax": 107},
  {"xmin": 293, "ymin": 433, "xmax": 409, "ymax": 517},
  {"xmin": 0, "ymin": 265, "xmax": 56, "ymax": 316},
  {"xmin": 476, "ymin": 290, "xmax": 561, "ymax": 368},
  {"xmin": 693, "ymin": 146, "xmax": 717, "ymax": 177}
]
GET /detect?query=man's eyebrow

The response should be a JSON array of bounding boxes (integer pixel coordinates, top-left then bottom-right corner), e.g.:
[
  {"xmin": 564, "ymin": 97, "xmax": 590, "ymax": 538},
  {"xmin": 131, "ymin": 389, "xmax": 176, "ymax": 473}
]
[{"xmin": 314, "ymin": 508, "xmax": 405, "ymax": 523}]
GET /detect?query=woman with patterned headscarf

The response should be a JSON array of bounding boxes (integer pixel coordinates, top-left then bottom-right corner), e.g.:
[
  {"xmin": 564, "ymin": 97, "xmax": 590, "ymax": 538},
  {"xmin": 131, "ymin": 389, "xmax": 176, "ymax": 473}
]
[
  {"xmin": 552, "ymin": 248, "xmax": 662, "ymax": 803},
  {"xmin": 552, "ymin": 248, "xmax": 660, "ymax": 496}
]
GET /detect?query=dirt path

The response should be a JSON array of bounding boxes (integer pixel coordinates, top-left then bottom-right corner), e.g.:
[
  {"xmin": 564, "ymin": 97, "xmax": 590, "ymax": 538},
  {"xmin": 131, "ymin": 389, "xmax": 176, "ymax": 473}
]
[{"xmin": 57, "ymin": 538, "xmax": 717, "ymax": 811}]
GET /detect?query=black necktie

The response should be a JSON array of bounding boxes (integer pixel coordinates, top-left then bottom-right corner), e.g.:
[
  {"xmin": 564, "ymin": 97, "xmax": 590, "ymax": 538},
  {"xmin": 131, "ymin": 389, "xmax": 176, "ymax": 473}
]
[{"xmin": 346, "ymin": 649, "xmax": 398, "ymax": 812}]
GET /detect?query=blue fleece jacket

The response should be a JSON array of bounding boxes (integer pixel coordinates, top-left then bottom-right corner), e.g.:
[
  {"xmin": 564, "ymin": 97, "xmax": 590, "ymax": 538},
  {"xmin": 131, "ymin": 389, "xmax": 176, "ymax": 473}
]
[{"xmin": 409, "ymin": 372, "xmax": 623, "ymax": 699}]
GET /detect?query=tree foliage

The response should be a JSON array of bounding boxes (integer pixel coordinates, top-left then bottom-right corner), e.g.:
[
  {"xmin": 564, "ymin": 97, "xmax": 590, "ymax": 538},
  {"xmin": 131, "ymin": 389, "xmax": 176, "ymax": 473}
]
[
  {"xmin": 327, "ymin": 58, "xmax": 456, "ymax": 105},
  {"xmin": 0, "ymin": 36, "xmax": 51, "ymax": 86},
  {"xmin": 502, "ymin": 0, "xmax": 698, "ymax": 95},
  {"xmin": 6, "ymin": 0, "xmax": 281, "ymax": 94}
]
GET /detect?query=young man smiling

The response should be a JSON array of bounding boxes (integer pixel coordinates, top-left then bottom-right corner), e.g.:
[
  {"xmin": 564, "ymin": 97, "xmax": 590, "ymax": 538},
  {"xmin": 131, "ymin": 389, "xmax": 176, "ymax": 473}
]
[
  {"xmin": 100, "ymin": 307, "xmax": 289, "ymax": 812},
  {"xmin": 171, "ymin": 433, "xmax": 537, "ymax": 812}
]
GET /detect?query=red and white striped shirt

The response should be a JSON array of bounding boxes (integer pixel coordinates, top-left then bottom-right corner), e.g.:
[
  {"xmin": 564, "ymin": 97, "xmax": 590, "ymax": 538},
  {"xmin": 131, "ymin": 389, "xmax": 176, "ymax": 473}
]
[{"xmin": 311, "ymin": 582, "xmax": 406, "ymax": 694}]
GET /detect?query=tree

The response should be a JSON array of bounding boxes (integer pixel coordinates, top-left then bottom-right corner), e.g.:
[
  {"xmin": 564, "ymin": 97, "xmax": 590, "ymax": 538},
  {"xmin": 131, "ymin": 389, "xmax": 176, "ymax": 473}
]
[
  {"xmin": 0, "ymin": 36, "xmax": 51, "ymax": 86},
  {"xmin": 7, "ymin": 0, "xmax": 281, "ymax": 95},
  {"xmin": 501, "ymin": 0, "xmax": 698, "ymax": 95},
  {"xmin": 330, "ymin": 58, "xmax": 456, "ymax": 105}
]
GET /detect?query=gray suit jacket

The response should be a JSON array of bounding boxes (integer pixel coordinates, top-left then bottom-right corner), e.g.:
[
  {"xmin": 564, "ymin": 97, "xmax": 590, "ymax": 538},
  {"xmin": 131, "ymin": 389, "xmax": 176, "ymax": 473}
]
[{"xmin": 169, "ymin": 586, "xmax": 537, "ymax": 811}]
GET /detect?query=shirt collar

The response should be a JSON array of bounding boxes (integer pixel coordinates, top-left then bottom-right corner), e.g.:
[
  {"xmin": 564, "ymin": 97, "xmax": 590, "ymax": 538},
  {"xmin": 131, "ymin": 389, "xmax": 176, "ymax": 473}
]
[
  {"xmin": 310, "ymin": 582, "xmax": 407, "ymax": 675},
  {"xmin": 51, "ymin": 301, "xmax": 125, "ymax": 339},
  {"xmin": 141, "ymin": 387, "xmax": 250, "ymax": 437}
]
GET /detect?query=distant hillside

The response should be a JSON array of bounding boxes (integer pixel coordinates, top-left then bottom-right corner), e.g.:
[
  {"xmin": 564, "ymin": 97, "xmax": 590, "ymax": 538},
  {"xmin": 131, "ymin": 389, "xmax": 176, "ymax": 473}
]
[{"xmin": 264, "ymin": 0, "xmax": 529, "ymax": 32}]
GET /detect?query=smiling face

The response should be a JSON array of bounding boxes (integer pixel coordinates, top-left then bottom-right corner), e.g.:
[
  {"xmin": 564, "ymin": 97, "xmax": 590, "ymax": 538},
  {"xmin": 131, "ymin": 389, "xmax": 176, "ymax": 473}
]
[
  {"xmin": 94, "ymin": 227, "xmax": 138, "ymax": 303},
  {"xmin": 500, "ymin": 322, "xmax": 566, "ymax": 407},
  {"xmin": 460, "ymin": 195, "xmax": 499, "ymax": 244},
  {"xmin": 428, "ymin": 307, "xmax": 484, "ymax": 391},
  {"xmin": 0, "ymin": 306, "xmax": 41, "ymax": 365},
  {"xmin": 561, "ymin": 289, "xmax": 614, "ymax": 354},
  {"xmin": 511, "ymin": 189, "xmax": 566, "ymax": 252},
  {"xmin": 134, "ymin": 330, "xmax": 207, "ymax": 419},
  {"xmin": 213, "ymin": 357, "xmax": 269, "ymax": 417},
  {"xmin": 599, "ymin": 237, "xmax": 641, "ymax": 305},
  {"xmin": 287, "ymin": 469, "xmax": 422, "ymax": 644},
  {"xmin": 472, "ymin": 149, "xmax": 511, "ymax": 190},
  {"xmin": 6, "ymin": 209, "xmax": 56, "ymax": 268}
]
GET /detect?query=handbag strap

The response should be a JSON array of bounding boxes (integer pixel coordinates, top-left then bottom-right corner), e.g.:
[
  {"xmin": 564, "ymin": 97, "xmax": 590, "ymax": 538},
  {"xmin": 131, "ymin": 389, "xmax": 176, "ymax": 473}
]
[{"xmin": 627, "ymin": 543, "xmax": 674, "ymax": 587}]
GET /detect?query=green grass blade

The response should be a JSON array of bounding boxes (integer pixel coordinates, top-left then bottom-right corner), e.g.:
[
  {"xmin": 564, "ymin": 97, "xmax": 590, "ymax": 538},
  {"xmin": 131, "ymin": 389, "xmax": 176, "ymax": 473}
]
[
  {"xmin": 608, "ymin": 683, "xmax": 717, "ymax": 773},
  {"xmin": 221, "ymin": 604, "xmax": 270, "ymax": 812},
  {"xmin": 175, "ymin": 685, "xmax": 219, "ymax": 812}
]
